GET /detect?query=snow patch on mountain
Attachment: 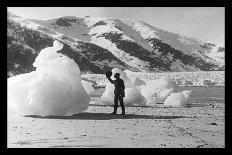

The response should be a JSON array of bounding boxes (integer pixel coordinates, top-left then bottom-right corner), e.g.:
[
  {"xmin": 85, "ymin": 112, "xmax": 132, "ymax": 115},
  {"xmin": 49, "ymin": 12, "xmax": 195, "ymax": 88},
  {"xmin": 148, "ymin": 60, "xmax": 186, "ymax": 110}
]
[
  {"xmin": 177, "ymin": 36, "xmax": 195, "ymax": 45},
  {"xmin": 112, "ymin": 19, "xmax": 154, "ymax": 52},
  {"xmin": 51, "ymin": 23, "xmax": 91, "ymax": 42},
  {"xmin": 206, "ymin": 45, "xmax": 224, "ymax": 67},
  {"xmin": 90, "ymin": 36, "xmax": 150, "ymax": 71},
  {"xmin": 9, "ymin": 15, "xmax": 41, "ymax": 30},
  {"xmin": 84, "ymin": 16, "xmax": 108, "ymax": 27},
  {"xmin": 122, "ymin": 20, "xmax": 160, "ymax": 41},
  {"xmin": 89, "ymin": 24, "xmax": 134, "ymax": 42}
]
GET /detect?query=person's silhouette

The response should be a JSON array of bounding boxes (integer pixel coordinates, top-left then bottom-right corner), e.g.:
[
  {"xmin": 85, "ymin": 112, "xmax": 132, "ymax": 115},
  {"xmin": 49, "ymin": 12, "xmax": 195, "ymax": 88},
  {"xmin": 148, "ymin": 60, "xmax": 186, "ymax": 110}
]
[{"xmin": 106, "ymin": 72, "xmax": 125, "ymax": 116}]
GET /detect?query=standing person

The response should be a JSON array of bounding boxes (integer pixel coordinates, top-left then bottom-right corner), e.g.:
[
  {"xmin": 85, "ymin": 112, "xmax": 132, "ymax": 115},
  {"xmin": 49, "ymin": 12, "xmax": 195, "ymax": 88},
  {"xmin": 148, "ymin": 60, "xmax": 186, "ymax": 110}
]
[{"xmin": 106, "ymin": 71, "xmax": 125, "ymax": 116}]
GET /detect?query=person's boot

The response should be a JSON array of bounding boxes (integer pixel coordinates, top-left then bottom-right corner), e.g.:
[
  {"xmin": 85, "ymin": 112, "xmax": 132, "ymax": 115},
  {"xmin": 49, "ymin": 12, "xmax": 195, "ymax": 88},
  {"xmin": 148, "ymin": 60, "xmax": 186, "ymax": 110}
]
[
  {"xmin": 121, "ymin": 106, "xmax": 126, "ymax": 116},
  {"xmin": 111, "ymin": 111, "xmax": 117, "ymax": 115},
  {"xmin": 111, "ymin": 105, "xmax": 117, "ymax": 115}
]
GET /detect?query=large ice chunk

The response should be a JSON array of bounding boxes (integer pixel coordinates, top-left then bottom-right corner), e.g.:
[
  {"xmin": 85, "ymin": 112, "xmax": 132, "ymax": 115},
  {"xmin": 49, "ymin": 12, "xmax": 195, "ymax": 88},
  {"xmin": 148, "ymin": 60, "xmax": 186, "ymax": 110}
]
[
  {"xmin": 140, "ymin": 76, "xmax": 175, "ymax": 105},
  {"xmin": 81, "ymin": 80, "xmax": 95, "ymax": 95},
  {"xmin": 7, "ymin": 40, "xmax": 90, "ymax": 116},
  {"xmin": 101, "ymin": 68, "xmax": 146, "ymax": 106}
]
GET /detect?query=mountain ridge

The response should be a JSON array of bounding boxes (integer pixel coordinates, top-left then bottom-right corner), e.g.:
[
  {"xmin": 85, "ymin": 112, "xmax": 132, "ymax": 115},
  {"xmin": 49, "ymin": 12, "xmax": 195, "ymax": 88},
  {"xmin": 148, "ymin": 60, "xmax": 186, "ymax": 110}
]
[{"xmin": 7, "ymin": 11, "xmax": 224, "ymax": 77}]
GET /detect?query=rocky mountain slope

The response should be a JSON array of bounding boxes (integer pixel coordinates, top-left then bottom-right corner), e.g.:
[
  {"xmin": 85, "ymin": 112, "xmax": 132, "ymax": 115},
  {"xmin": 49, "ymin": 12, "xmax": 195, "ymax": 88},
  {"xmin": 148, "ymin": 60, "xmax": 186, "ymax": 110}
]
[{"xmin": 7, "ymin": 12, "xmax": 224, "ymax": 77}]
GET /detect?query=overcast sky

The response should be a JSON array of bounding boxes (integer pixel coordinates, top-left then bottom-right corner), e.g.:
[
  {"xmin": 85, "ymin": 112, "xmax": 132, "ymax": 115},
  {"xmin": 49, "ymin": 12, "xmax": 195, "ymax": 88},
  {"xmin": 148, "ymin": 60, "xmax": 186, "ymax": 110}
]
[{"xmin": 8, "ymin": 7, "xmax": 225, "ymax": 46}]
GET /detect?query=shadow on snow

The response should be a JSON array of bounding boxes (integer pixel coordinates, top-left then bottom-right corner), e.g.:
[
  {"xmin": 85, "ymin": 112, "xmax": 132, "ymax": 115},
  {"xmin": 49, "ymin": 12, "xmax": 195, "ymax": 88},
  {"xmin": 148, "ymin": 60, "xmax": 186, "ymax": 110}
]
[{"xmin": 25, "ymin": 112, "xmax": 190, "ymax": 120}]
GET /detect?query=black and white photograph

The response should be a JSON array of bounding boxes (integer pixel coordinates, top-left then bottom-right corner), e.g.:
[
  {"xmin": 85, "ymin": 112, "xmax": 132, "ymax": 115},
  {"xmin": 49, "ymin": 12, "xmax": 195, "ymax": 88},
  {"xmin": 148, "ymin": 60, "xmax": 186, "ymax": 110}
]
[{"xmin": 7, "ymin": 7, "xmax": 225, "ymax": 148}]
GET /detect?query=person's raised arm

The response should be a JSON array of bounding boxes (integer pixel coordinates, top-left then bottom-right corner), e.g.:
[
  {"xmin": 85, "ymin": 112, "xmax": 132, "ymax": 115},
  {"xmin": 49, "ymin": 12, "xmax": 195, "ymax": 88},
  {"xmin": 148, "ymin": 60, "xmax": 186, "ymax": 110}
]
[{"xmin": 107, "ymin": 76, "xmax": 115, "ymax": 84}]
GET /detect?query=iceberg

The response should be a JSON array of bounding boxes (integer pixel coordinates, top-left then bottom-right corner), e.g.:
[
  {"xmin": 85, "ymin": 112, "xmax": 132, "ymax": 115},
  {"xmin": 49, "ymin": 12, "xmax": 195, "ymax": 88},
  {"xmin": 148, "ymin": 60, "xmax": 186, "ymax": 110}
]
[
  {"xmin": 7, "ymin": 40, "xmax": 90, "ymax": 116},
  {"xmin": 101, "ymin": 68, "xmax": 146, "ymax": 106},
  {"xmin": 164, "ymin": 90, "xmax": 192, "ymax": 107}
]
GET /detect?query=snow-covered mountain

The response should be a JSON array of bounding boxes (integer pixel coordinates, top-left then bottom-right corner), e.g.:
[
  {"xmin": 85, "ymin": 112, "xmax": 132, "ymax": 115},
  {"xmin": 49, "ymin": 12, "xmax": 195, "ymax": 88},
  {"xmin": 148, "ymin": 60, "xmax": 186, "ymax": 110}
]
[{"xmin": 7, "ymin": 11, "xmax": 224, "ymax": 77}]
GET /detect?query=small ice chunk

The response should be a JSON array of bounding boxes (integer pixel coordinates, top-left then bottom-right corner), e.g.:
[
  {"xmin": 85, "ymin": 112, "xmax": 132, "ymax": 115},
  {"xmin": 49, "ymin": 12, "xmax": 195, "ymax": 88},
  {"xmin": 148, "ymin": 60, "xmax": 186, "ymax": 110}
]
[{"xmin": 164, "ymin": 90, "xmax": 192, "ymax": 107}]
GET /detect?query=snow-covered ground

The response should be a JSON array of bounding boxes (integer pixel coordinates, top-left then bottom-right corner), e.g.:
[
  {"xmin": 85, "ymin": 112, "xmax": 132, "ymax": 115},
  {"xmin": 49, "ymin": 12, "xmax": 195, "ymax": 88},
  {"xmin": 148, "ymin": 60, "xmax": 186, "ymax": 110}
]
[{"xmin": 8, "ymin": 93, "xmax": 224, "ymax": 148}]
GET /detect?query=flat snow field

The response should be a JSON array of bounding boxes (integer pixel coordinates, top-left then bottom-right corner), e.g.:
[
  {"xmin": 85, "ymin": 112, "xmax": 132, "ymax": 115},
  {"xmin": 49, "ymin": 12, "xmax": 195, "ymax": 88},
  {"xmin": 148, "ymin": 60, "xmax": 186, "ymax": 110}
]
[{"xmin": 8, "ymin": 86, "xmax": 224, "ymax": 148}]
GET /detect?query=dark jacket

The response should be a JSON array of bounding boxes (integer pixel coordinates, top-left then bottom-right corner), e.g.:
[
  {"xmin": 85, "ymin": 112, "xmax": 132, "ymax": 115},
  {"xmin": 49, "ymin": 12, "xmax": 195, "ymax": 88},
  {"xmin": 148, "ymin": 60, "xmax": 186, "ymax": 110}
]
[{"xmin": 108, "ymin": 77, "xmax": 125, "ymax": 96}]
